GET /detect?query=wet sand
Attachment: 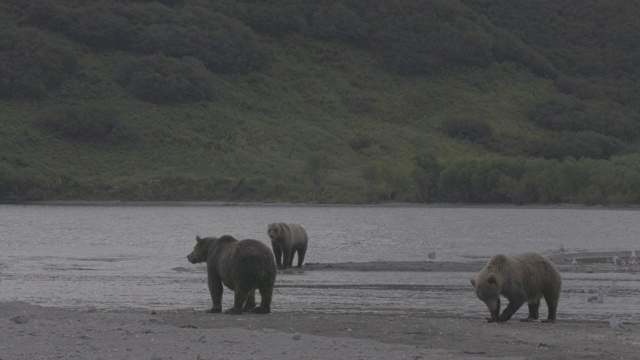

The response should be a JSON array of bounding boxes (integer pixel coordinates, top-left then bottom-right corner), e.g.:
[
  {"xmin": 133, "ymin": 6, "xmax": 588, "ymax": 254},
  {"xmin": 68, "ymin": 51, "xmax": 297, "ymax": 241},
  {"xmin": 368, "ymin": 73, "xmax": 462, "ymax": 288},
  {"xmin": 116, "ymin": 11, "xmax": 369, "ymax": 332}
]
[
  {"xmin": 302, "ymin": 251, "xmax": 639, "ymax": 273},
  {"xmin": 1, "ymin": 251, "xmax": 638, "ymax": 359}
]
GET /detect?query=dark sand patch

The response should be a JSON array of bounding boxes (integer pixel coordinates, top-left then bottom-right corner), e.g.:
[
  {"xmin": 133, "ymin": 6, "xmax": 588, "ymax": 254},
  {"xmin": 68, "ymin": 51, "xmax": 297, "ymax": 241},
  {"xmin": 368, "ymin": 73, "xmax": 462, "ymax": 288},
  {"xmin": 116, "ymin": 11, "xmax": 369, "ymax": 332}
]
[{"xmin": 1, "ymin": 300, "xmax": 637, "ymax": 360}]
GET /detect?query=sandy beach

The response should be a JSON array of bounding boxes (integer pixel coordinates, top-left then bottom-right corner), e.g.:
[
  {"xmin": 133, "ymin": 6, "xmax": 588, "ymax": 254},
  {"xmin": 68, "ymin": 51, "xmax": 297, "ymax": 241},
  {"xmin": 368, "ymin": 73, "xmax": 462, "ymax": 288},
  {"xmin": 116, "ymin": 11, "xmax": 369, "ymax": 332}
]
[
  {"xmin": 2, "ymin": 251, "xmax": 639, "ymax": 359},
  {"xmin": 1, "ymin": 298, "xmax": 638, "ymax": 360}
]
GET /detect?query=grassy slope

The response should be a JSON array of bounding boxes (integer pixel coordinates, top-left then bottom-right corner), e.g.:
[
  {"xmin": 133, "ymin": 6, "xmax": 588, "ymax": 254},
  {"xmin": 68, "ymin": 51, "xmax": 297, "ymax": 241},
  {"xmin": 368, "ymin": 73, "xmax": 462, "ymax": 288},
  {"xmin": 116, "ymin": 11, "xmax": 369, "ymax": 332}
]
[{"xmin": 0, "ymin": 24, "xmax": 622, "ymax": 202}]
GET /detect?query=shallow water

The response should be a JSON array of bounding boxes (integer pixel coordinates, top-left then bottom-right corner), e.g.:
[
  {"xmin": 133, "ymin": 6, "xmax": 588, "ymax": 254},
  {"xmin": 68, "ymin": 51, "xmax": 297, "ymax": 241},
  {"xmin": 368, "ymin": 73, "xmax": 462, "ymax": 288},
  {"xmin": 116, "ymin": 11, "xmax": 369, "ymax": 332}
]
[{"xmin": 1, "ymin": 204, "xmax": 639, "ymax": 322}]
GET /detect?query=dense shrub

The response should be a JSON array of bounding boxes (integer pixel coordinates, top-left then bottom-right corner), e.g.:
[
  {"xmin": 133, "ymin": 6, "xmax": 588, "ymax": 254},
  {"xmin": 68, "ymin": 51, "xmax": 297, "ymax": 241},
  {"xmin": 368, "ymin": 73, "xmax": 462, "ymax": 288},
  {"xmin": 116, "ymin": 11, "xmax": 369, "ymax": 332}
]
[
  {"xmin": 306, "ymin": 2, "xmax": 369, "ymax": 45},
  {"xmin": 22, "ymin": 1, "xmax": 137, "ymax": 50},
  {"xmin": 0, "ymin": 164, "xmax": 49, "ymax": 201},
  {"xmin": 115, "ymin": 54, "xmax": 215, "ymax": 104},
  {"xmin": 0, "ymin": 27, "xmax": 79, "ymax": 99},
  {"xmin": 112, "ymin": 0, "xmax": 184, "ymax": 6},
  {"xmin": 231, "ymin": 1, "xmax": 307, "ymax": 36},
  {"xmin": 0, "ymin": 163, "xmax": 17, "ymax": 199},
  {"xmin": 134, "ymin": 7, "xmax": 269, "ymax": 74},
  {"xmin": 343, "ymin": 96, "xmax": 376, "ymax": 114},
  {"xmin": 526, "ymin": 99, "xmax": 588, "ymax": 132},
  {"xmin": 231, "ymin": 1, "xmax": 556, "ymax": 77},
  {"xmin": 553, "ymin": 76, "xmax": 604, "ymax": 100},
  {"xmin": 366, "ymin": 2, "xmax": 494, "ymax": 75},
  {"xmin": 489, "ymin": 28, "xmax": 558, "ymax": 79},
  {"xmin": 526, "ymin": 98, "xmax": 639, "ymax": 141},
  {"xmin": 348, "ymin": 134, "xmax": 374, "ymax": 152},
  {"xmin": 22, "ymin": 1, "xmax": 269, "ymax": 74},
  {"xmin": 525, "ymin": 131, "xmax": 623, "ymax": 160},
  {"xmin": 34, "ymin": 105, "xmax": 124, "ymax": 142},
  {"xmin": 463, "ymin": 0, "xmax": 640, "ymax": 80},
  {"xmin": 412, "ymin": 151, "xmax": 442, "ymax": 203},
  {"xmin": 442, "ymin": 117, "xmax": 493, "ymax": 143}
]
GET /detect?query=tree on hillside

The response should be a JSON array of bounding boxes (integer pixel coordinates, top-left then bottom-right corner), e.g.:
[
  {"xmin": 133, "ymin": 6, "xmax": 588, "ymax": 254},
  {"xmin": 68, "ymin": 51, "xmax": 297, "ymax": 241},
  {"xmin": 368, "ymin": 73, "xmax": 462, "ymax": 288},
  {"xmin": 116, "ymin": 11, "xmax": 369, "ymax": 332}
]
[
  {"xmin": 305, "ymin": 152, "xmax": 331, "ymax": 201},
  {"xmin": 0, "ymin": 27, "xmax": 79, "ymax": 99},
  {"xmin": 412, "ymin": 151, "xmax": 441, "ymax": 203},
  {"xmin": 361, "ymin": 163, "xmax": 380, "ymax": 201}
]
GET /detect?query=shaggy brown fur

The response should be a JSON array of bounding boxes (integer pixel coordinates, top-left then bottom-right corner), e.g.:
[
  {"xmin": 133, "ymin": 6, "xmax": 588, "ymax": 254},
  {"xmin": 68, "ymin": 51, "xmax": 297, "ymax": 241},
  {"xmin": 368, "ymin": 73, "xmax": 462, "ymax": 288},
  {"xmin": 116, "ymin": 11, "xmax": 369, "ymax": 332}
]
[
  {"xmin": 187, "ymin": 235, "xmax": 276, "ymax": 314},
  {"xmin": 471, "ymin": 252, "xmax": 562, "ymax": 323},
  {"xmin": 267, "ymin": 223, "xmax": 308, "ymax": 269}
]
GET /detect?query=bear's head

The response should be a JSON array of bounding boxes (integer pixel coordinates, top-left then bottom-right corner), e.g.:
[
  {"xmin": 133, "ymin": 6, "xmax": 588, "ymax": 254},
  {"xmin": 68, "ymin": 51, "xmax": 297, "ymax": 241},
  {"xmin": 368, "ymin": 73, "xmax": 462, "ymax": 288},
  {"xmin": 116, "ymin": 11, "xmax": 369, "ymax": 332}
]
[
  {"xmin": 187, "ymin": 236, "xmax": 217, "ymax": 264},
  {"xmin": 267, "ymin": 223, "xmax": 284, "ymax": 241},
  {"xmin": 471, "ymin": 272, "xmax": 503, "ymax": 321}
]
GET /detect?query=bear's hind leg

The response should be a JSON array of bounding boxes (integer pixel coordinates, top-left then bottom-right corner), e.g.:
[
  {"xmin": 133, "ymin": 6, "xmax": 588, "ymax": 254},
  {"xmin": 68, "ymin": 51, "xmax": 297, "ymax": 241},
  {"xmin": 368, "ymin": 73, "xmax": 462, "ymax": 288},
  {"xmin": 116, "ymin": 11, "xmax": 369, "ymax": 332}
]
[
  {"xmin": 288, "ymin": 250, "xmax": 295, "ymax": 267},
  {"xmin": 520, "ymin": 301, "xmax": 540, "ymax": 322},
  {"xmin": 243, "ymin": 290, "xmax": 256, "ymax": 311},
  {"xmin": 296, "ymin": 248, "xmax": 307, "ymax": 268},
  {"xmin": 251, "ymin": 284, "xmax": 273, "ymax": 314},
  {"xmin": 541, "ymin": 293, "xmax": 559, "ymax": 323},
  {"xmin": 226, "ymin": 287, "xmax": 250, "ymax": 314}
]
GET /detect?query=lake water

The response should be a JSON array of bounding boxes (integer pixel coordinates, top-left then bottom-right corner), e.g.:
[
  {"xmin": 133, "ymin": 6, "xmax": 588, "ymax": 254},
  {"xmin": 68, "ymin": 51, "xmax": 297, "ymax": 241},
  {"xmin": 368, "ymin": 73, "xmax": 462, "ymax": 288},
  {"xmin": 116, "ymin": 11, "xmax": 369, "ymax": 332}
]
[{"xmin": 0, "ymin": 204, "xmax": 639, "ymax": 322}]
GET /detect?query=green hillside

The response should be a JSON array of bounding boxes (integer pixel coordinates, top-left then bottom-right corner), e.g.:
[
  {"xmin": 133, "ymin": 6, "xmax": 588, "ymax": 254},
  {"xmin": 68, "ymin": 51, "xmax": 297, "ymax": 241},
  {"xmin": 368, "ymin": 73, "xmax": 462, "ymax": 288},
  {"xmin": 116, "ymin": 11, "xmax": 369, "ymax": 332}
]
[{"xmin": 1, "ymin": 0, "xmax": 640, "ymax": 205}]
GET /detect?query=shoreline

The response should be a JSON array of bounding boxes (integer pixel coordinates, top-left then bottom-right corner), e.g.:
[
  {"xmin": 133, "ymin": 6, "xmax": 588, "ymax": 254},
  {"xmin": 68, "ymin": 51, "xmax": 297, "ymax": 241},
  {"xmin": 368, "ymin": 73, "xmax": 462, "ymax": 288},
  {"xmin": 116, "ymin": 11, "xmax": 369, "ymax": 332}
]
[
  {"xmin": 295, "ymin": 250, "xmax": 638, "ymax": 273},
  {"xmin": 4, "ymin": 200, "xmax": 639, "ymax": 210},
  {"xmin": 168, "ymin": 249, "xmax": 639, "ymax": 274}
]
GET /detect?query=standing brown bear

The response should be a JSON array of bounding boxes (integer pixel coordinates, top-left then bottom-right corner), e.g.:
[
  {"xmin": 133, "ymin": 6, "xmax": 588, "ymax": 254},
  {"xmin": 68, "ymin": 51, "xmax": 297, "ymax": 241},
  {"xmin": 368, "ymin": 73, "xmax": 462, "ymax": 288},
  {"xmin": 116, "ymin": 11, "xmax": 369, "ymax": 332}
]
[
  {"xmin": 471, "ymin": 252, "xmax": 562, "ymax": 323},
  {"xmin": 187, "ymin": 235, "xmax": 276, "ymax": 314},
  {"xmin": 267, "ymin": 223, "xmax": 308, "ymax": 269}
]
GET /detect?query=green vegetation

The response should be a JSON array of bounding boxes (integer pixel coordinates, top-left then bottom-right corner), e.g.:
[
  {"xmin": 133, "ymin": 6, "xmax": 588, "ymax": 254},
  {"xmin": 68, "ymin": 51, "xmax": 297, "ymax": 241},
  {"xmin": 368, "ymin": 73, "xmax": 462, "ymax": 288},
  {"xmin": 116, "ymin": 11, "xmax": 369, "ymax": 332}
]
[
  {"xmin": 114, "ymin": 54, "xmax": 216, "ymax": 104},
  {"xmin": 1, "ymin": 0, "xmax": 640, "ymax": 205}
]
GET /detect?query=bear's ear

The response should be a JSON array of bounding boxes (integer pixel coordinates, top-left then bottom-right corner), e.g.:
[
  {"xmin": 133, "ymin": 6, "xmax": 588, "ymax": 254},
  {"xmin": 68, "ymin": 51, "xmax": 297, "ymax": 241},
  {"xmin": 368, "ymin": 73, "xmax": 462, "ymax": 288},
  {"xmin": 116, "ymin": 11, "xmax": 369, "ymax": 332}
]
[
  {"xmin": 470, "ymin": 279, "xmax": 476, "ymax": 287},
  {"xmin": 487, "ymin": 274, "xmax": 497, "ymax": 284},
  {"xmin": 196, "ymin": 235, "xmax": 204, "ymax": 244}
]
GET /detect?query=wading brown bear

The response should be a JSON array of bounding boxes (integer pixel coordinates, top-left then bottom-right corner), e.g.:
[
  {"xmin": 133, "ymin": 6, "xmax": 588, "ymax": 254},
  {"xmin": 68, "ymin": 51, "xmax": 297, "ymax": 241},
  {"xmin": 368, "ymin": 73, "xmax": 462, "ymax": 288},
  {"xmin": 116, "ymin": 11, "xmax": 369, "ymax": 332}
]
[
  {"xmin": 267, "ymin": 223, "xmax": 308, "ymax": 269},
  {"xmin": 471, "ymin": 252, "xmax": 562, "ymax": 323},
  {"xmin": 187, "ymin": 235, "xmax": 276, "ymax": 314}
]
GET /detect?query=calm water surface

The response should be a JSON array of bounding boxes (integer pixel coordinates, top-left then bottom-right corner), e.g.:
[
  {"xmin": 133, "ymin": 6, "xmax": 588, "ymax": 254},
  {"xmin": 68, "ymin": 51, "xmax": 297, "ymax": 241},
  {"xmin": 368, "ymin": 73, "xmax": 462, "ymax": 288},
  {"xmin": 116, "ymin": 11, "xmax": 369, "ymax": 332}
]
[{"xmin": 0, "ymin": 204, "xmax": 638, "ymax": 322}]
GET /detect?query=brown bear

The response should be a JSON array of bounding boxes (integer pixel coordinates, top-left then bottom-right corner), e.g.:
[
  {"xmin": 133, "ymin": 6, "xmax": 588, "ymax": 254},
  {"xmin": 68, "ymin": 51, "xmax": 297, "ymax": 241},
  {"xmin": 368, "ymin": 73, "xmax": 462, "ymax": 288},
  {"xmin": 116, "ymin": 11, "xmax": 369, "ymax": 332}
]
[
  {"xmin": 267, "ymin": 223, "xmax": 308, "ymax": 269},
  {"xmin": 187, "ymin": 235, "xmax": 276, "ymax": 314},
  {"xmin": 470, "ymin": 252, "xmax": 562, "ymax": 323}
]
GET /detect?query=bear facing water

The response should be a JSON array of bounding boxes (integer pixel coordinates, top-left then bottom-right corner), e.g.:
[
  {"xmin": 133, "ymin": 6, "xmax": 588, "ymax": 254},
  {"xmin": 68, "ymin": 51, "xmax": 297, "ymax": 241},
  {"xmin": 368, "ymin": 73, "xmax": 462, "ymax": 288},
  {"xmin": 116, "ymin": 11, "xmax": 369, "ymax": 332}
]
[
  {"xmin": 471, "ymin": 252, "xmax": 562, "ymax": 323},
  {"xmin": 187, "ymin": 235, "xmax": 276, "ymax": 314}
]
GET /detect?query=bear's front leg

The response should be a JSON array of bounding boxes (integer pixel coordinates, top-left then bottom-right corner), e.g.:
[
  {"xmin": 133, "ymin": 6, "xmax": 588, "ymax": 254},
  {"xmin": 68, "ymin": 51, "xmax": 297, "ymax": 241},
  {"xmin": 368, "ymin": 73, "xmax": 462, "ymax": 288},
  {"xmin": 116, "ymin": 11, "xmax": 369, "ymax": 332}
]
[
  {"xmin": 484, "ymin": 298, "xmax": 500, "ymax": 323},
  {"xmin": 281, "ymin": 248, "xmax": 292, "ymax": 270},
  {"xmin": 207, "ymin": 272, "xmax": 223, "ymax": 313},
  {"xmin": 272, "ymin": 244, "xmax": 283, "ymax": 268},
  {"xmin": 498, "ymin": 298, "xmax": 525, "ymax": 322}
]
